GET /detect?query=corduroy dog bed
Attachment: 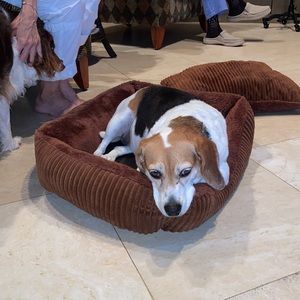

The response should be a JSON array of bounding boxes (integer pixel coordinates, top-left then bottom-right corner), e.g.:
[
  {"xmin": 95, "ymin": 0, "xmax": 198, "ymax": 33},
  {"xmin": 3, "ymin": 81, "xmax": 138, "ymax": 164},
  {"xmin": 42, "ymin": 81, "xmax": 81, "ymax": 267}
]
[
  {"xmin": 161, "ymin": 61, "xmax": 300, "ymax": 113},
  {"xmin": 35, "ymin": 81, "xmax": 254, "ymax": 233}
]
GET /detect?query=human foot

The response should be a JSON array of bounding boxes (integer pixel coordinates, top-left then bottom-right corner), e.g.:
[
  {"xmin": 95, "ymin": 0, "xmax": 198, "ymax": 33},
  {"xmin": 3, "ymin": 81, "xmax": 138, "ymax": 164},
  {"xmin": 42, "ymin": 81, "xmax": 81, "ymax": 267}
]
[
  {"xmin": 35, "ymin": 90, "xmax": 72, "ymax": 117},
  {"xmin": 203, "ymin": 31, "xmax": 244, "ymax": 47},
  {"xmin": 228, "ymin": 2, "xmax": 271, "ymax": 22},
  {"xmin": 62, "ymin": 99, "xmax": 84, "ymax": 115},
  {"xmin": 35, "ymin": 80, "xmax": 83, "ymax": 117},
  {"xmin": 59, "ymin": 80, "xmax": 84, "ymax": 114},
  {"xmin": 59, "ymin": 79, "xmax": 79, "ymax": 103}
]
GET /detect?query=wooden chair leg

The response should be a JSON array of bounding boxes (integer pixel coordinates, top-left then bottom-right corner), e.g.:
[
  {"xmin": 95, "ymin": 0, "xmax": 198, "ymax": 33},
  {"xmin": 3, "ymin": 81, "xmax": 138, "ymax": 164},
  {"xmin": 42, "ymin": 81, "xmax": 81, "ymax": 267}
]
[
  {"xmin": 151, "ymin": 26, "xmax": 166, "ymax": 50},
  {"xmin": 74, "ymin": 52, "xmax": 89, "ymax": 91},
  {"xmin": 97, "ymin": 18, "xmax": 117, "ymax": 58},
  {"xmin": 73, "ymin": 35, "xmax": 91, "ymax": 91},
  {"xmin": 198, "ymin": 15, "xmax": 207, "ymax": 33}
]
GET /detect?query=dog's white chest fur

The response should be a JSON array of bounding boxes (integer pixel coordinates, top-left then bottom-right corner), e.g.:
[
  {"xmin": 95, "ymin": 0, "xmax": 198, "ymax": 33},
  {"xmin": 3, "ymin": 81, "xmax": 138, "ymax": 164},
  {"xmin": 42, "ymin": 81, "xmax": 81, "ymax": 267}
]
[{"xmin": 8, "ymin": 38, "xmax": 38, "ymax": 102}]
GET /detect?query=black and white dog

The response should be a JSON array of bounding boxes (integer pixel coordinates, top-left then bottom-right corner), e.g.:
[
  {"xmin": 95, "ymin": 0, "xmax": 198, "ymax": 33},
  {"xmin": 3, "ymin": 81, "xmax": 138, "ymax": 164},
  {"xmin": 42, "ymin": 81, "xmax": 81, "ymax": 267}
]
[{"xmin": 0, "ymin": 6, "xmax": 63, "ymax": 152}]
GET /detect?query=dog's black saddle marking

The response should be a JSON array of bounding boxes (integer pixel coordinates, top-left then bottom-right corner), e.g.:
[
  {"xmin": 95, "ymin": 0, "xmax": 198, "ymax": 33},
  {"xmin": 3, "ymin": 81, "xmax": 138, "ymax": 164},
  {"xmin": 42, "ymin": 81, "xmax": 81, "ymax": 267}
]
[{"xmin": 135, "ymin": 86, "xmax": 195, "ymax": 137}]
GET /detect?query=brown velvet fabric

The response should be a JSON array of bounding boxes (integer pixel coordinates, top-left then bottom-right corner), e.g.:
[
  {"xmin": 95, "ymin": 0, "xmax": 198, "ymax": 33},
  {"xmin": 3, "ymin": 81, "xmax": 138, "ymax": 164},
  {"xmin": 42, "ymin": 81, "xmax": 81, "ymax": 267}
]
[
  {"xmin": 35, "ymin": 81, "xmax": 254, "ymax": 233},
  {"xmin": 161, "ymin": 61, "xmax": 300, "ymax": 113}
]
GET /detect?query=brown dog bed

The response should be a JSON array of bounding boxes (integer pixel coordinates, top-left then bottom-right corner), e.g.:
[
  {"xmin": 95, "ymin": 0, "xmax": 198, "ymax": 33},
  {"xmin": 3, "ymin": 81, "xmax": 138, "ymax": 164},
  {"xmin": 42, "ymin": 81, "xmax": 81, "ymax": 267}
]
[
  {"xmin": 35, "ymin": 81, "xmax": 254, "ymax": 233},
  {"xmin": 161, "ymin": 61, "xmax": 300, "ymax": 113}
]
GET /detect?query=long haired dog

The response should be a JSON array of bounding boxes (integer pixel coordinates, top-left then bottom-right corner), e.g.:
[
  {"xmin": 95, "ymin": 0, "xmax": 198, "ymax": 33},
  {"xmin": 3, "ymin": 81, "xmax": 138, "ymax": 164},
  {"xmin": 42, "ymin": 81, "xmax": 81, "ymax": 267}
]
[
  {"xmin": 0, "ymin": 5, "xmax": 63, "ymax": 152},
  {"xmin": 94, "ymin": 86, "xmax": 230, "ymax": 217}
]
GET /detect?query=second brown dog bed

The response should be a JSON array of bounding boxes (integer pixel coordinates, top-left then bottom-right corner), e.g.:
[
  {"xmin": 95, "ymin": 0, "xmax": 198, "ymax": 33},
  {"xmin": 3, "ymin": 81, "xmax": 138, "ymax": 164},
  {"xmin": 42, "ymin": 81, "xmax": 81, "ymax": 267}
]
[
  {"xmin": 35, "ymin": 81, "xmax": 254, "ymax": 233},
  {"xmin": 161, "ymin": 61, "xmax": 300, "ymax": 113}
]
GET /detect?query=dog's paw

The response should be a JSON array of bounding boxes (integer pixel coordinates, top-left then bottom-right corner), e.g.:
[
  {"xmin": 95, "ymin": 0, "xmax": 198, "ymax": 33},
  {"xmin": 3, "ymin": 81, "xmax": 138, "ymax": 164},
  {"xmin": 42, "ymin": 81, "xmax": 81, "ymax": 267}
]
[
  {"xmin": 101, "ymin": 152, "xmax": 117, "ymax": 161},
  {"xmin": 12, "ymin": 136, "xmax": 22, "ymax": 149},
  {"xmin": 1, "ymin": 136, "xmax": 22, "ymax": 152},
  {"xmin": 93, "ymin": 149, "xmax": 103, "ymax": 156},
  {"xmin": 99, "ymin": 131, "xmax": 105, "ymax": 138}
]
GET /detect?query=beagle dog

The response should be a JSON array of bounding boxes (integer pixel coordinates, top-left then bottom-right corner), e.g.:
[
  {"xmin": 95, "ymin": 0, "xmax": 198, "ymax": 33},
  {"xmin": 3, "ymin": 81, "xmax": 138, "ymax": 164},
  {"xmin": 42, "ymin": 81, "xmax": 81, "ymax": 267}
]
[{"xmin": 94, "ymin": 86, "xmax": 229, "ymax": 217}]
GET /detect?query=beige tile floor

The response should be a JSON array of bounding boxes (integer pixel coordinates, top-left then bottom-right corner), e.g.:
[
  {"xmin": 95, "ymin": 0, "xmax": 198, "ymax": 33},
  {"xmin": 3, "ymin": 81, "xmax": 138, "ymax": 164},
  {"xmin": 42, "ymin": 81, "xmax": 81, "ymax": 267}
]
[{"xmin": 0, "ymin": 22, "xmax": 299, "ymax": 299}]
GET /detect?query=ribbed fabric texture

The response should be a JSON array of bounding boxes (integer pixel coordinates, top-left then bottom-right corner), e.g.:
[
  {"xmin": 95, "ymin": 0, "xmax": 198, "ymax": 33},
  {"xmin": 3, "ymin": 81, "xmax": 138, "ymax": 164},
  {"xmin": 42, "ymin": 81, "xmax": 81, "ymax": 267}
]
[
  {"xmin": 161, "ymin": 61, "xmax": 300, "ymax": 113},
  {"xmin": 34, "ymin": 81, "xmax": 254, "ymax": 234}
]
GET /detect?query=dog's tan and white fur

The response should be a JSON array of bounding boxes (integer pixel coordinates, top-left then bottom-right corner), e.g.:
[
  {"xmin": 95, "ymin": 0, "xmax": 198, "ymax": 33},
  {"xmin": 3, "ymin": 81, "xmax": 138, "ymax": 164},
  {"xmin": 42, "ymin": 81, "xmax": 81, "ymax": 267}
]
[
  {"xmin": 0, "ymin": 7, "xmax": 37, "ymax": 152},
  {"xmin": 0, "ymin": 39, "xmax": 38, "ymax": 152},
  {"xmin": 94, "ymin": 86, "xmax": 229, "ymax": 217},
  {"xmin": 0, "ymin": 6, "xmax": 63, "ymax": 152}
]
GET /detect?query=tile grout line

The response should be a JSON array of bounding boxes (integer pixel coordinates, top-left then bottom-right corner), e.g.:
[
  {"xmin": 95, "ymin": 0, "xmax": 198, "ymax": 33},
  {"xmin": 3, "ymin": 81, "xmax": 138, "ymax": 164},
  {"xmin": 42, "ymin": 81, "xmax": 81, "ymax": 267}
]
[
  {"xmin": 250, "ymin": 158, "xmax": 300, "ymax": 193},
  {"xmin": 224, "ymin": 270, "xmax": 300, "ymax": 299},
  {"xmin": 253, "ymin": 135, "xmax": 300, "ymax": 148},
  {"xmin": 112, "ymin": 226, "xmax": 155, "ymax": 300},
  {"xmin": 101, "ymin": 60, "xmax": 132, "ymax": 80},
  {"xmin": 0, "ymin": 191, "xmax": 50, "ymax": 208}
]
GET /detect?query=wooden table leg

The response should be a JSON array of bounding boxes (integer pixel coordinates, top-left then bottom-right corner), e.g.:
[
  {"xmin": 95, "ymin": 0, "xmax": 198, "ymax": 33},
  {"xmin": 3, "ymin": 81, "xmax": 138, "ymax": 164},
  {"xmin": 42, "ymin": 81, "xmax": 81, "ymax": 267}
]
[{"xmin": 151, "ymin": 26, "xmax": 166, "ymax": 50}]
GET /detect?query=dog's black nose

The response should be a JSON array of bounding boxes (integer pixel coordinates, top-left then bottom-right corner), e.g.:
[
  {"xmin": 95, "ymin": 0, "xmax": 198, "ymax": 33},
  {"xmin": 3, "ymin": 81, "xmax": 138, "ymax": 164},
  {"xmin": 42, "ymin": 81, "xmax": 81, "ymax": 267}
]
[{"xmin": 164, "ymin": 202, "xmax": 182, "ymax": 217}]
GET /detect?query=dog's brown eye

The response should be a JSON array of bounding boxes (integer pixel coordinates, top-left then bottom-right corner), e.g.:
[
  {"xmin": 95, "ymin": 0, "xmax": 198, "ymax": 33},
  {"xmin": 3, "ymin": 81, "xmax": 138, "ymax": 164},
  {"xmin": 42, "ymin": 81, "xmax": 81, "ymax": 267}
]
[
  {"xmin": 149, "ymin": 170, "xmax": 162, "ymax": 179},
  {"xmin": 179, "ymin": 168, "xmax": 192, "ymax": 178}
]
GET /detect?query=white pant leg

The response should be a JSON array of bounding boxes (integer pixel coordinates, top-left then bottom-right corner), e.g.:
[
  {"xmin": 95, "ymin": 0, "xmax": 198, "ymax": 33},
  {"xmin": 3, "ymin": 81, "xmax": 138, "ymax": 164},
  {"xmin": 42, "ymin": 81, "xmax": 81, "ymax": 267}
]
[
  {"xmin": 79, "ymin": 0, "xmax": 100, "ymax": 45},
  {"xmin": 39, "ymin": 0, "xmax": 100, "ymax": 81},
  {"xmin": 202, "ymin": 0, "xmax": 228, "ymax": 20},
  {"xmin": 5, "ymin": 0, "xmax": 100, "ymax": 81}
]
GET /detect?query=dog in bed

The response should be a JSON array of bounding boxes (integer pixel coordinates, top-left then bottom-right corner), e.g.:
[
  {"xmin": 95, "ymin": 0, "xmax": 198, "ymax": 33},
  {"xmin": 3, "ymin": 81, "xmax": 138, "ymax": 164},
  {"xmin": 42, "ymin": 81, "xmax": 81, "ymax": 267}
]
[
  {"xmin": 0, "ymin": 5, "xmax": 63, "ymax": 152},
  {"xmin": 94, "ymin": 86, "xmax": 229, "ymax": 217}
]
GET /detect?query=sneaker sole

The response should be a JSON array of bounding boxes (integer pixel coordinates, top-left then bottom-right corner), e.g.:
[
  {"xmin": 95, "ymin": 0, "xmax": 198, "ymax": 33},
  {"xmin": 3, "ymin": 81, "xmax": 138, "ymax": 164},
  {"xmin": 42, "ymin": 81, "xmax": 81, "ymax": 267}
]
[
  {"xmin": 203, "ymin": 38, "xmax": 244, "ymax": 47},
  {"xmin": 227, "ymin": 7, "xmax": 271, "ymax": 22}
]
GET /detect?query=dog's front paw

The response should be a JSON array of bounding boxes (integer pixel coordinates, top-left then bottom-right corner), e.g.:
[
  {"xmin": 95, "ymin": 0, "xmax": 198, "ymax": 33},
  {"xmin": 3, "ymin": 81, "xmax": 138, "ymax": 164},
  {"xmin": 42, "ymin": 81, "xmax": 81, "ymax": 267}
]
[
  {"xmin": 101, "ymin": 152, "xmax": 117, "ymax": 161},
  {"xmin": 99, "ymin": 131, "xmax": 105, "ymax": 138},
  {"xmin": 93, "ymin": 149, "xmax": 103, "ymax": 156},
  {"xmin": 1, "ymin": 136, "xmax": 22, "ymax": 152},
  {"xmin": 12, "ymin": 136, "xmax": 22, "ymax": 149}
]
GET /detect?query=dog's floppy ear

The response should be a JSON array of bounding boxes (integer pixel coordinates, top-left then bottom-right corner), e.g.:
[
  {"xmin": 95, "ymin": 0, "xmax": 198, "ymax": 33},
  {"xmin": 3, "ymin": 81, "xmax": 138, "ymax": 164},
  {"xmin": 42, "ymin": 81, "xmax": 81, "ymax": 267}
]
[
  {"xmin": 194, "ymin": 136, "xmax": 225, "ymax": 190},
  {"xmin": 135, "ymin": 140, "xmax": 147, "ymax": 173}
]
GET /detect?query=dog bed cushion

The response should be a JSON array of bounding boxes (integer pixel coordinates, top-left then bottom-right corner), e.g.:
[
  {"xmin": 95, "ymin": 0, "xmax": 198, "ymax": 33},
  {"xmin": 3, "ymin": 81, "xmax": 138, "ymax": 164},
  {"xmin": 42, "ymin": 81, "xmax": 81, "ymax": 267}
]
[
  {"xmin": 161, "ymin": 61, "xmax": 300, "ymax": 113},
  {"xmin": 35, "ymin": 81, "xmax": 254, "ymax": 233}
]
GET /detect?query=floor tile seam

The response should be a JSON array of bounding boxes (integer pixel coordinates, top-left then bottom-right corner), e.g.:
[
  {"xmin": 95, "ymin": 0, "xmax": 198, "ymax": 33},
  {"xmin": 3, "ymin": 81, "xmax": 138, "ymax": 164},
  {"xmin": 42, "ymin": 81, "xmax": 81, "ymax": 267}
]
[
  {"xmin": 102, "ymin": 51, "xmax": 196, "ymax": 75},
  {"xmin": 224, "ymin": 270, "xmax": 300, "ymax": 299},
  {"xmin": 253, "ymin": 136, "xmax": 300, "ymax": 148},
  {"xmin": 101, "ymin": 60, "xmax": 135, "ymax": 79},
  {"xmin": 126, "ymin": 76, "xmax": 162, "ymax": 83},
  {"xmin": 88, "ymin": 73, "xmax": 129, "ymax": 81},
  {"xmin": 0, "ymin": 191, "xmax": 50, "ymax": 208},
  {"xmin": 112, "ymin": 227, "xmax": 154, "ymax": 300},
  {"xmin": 250, "ymin": 158, "xmax": 300, "ymax": 192}
]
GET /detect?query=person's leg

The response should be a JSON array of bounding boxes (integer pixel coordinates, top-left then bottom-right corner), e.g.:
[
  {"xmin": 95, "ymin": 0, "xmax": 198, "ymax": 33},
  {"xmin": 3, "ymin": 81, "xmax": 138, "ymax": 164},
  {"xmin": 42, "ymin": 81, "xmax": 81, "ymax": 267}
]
[
  {"xmin": 226, "ymin": 0, "xmax": 246, "ymax": 16},
  {"xmin": 202, "ymin": 0, "xmax": 244, "ymax": 46},
  {"xmin": 206, "ymin": 15, "xmax": 222, "ymax": 38},
  {"xmin": 34, "ymin": 81, "xmax": 76, "ymax": 116},
  {"xmin": 34, "ymin": 1, "xmax": 85, "ymax": 116},
  {"xmin": 202, "ymin": 0, "xmax": 227, "ymax": 38},
  {"xmin": 202, "ymin": 0, "xmax": 228, "ymax": 21},
  {"xmin": 36, "ymin": 1, "xmax": 99, "ymax": 116}
]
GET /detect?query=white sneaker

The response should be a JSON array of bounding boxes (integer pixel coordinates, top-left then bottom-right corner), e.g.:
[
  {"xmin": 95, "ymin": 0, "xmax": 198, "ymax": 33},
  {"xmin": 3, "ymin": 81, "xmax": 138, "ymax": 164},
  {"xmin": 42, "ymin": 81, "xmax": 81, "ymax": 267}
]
[
  {"xmin": 203, "ymin": 31, "xmax": 244, "ymax": 47},
  {"xmin": 227, "ymin": 2, "xmax": 271, "ymax": 22}
]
